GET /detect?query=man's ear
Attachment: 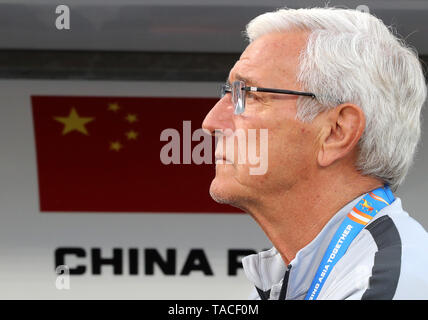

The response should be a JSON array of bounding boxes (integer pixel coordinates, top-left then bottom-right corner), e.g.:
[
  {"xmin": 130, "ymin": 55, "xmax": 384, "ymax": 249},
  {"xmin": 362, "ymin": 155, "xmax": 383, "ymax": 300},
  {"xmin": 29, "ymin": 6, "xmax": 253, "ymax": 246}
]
[{"xmin": 317, "ymin": 104, "xmax": 365, "ymax": 167}]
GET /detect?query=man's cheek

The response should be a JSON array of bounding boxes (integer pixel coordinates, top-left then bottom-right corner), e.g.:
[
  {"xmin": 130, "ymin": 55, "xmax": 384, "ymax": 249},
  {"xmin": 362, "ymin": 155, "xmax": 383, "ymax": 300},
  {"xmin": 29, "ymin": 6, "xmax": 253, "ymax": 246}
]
[{"xmin": 248, "ymin": 128, "xmax": 269, "ymax": 175}]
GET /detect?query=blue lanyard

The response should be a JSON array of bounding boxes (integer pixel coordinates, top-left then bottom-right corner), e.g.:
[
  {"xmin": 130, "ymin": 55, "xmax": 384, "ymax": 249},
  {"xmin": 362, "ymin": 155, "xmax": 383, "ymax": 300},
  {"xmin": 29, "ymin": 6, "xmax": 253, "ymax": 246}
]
[{"xmin": 304, "ymin": 185, "xmax": 395, "ymax": 300}]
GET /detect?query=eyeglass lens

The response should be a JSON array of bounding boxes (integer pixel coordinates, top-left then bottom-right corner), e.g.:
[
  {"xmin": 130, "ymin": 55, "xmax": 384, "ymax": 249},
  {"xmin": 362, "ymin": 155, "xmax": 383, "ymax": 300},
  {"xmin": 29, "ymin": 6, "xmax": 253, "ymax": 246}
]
[
  {"xmin": 232, "ymin": 81, "xmax": 246, "ymax": 115},
  {"xmin": 220, "ymin": 81, "xmax": 246, "ymax": 115}
]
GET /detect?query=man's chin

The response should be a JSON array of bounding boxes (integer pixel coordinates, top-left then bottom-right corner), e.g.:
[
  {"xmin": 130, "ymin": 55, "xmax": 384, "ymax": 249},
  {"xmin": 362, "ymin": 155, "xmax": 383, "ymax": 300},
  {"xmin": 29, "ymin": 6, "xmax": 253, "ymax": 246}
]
[
  {"xmin": 208, "ymin": 178, "xmax": 247, "ymax": 211},
  {"xmin": 209, "ymin": 179, "xmax": 231, "ymax": 204}
]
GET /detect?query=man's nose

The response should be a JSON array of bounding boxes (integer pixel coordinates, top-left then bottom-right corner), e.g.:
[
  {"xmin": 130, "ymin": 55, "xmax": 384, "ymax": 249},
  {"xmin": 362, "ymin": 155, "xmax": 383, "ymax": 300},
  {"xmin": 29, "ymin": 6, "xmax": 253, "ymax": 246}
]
[{"xmin": 202, "ymin": 96, "xmax": 235, "ymax": 135}]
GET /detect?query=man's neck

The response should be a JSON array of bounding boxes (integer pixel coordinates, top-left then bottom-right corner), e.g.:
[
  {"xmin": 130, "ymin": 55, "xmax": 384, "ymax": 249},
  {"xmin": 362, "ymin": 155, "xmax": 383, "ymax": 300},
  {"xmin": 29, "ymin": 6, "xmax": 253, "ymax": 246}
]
[{"xmin": 247, "ymin": 174, "xmax": 383, "ymax": 265}]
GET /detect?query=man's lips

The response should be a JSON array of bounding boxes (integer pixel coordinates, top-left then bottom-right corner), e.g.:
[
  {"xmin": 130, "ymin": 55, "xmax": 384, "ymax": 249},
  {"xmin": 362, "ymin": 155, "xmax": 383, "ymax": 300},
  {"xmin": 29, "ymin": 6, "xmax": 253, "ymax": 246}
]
[{"xmin": 215, "ymin": 155, "xmax": 233, "ymax": 164}]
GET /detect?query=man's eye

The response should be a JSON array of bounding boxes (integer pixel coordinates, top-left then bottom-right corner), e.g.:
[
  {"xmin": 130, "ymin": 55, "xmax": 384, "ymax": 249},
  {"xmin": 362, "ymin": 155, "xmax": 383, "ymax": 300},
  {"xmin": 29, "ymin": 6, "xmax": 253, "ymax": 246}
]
[{"xmin": 246, "ymin": 92, "xmax": 260, "ymax": 101}]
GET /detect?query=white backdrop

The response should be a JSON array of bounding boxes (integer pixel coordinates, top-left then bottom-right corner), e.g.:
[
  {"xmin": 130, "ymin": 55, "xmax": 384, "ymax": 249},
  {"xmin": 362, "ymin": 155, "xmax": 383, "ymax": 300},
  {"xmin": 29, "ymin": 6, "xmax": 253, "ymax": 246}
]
[{"xmin": 0, "ymin": 79, "xmax": 426, "ymax": 299}]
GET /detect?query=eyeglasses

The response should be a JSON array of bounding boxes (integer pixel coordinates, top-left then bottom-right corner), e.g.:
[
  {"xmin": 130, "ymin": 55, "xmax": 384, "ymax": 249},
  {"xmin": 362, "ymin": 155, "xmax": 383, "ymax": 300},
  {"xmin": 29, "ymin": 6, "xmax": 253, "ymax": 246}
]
[{"xmin": 221, "ymin": 80, "xmax": 317, "ymax": 115}]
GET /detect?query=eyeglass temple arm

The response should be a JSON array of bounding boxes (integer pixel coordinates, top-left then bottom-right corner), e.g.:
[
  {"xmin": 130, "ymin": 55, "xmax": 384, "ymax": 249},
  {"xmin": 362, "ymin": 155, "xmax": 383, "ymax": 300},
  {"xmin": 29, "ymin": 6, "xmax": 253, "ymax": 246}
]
[{"xmin": 245, "ymin": 86, "xmax": 316, "ymax": 98}]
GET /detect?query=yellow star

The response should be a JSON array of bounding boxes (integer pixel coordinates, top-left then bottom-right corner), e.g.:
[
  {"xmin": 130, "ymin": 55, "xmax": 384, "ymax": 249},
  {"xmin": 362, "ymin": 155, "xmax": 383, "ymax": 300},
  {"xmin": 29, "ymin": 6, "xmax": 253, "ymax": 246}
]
[
  {"xmin": 108, "ymin": 103, "xmax": 120, "ymax": 112},
  {"xmin": 125, "ymin": 130, "xmax": 138, "ymax": 140},
  {"xmin": 54, "ymin": 107, "xmax": 94, "ymax": 135},
  {"xmin": 110, "ymin": 141, "xmax": 122, "ymax": 151},
  {"xmin": 125, "ymin": 114, "xmax": 138, "ymax": 123}
]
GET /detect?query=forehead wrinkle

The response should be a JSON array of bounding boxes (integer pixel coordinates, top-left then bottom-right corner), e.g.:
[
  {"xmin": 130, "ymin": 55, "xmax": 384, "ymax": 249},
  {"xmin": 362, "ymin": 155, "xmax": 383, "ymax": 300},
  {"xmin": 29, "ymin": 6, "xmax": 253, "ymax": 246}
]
[{"xmin": 226, "ymin": 55, "xmax": 262, "ymax": 86}]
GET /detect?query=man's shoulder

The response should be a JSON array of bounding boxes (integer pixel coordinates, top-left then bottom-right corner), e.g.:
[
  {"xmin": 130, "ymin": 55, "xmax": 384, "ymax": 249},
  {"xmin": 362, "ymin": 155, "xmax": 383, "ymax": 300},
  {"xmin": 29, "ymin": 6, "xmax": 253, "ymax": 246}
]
[
  {"xmin": 362, "ymin": 197, "xmax": 428, "ymax": 255},
  {"xmin": 379, "ymin": 201, "xmax": 428, "ymax": 299},
  {"xmin": 320, "ymin": 198, "xmax": 428, "ymax": 299},
  {"xmin": 359, "ymin": 206, "xmax": 428, "ymax": 299},
  {"xmin": 371, "ymin": 198, "xmax": 428, "ymax": 260}
]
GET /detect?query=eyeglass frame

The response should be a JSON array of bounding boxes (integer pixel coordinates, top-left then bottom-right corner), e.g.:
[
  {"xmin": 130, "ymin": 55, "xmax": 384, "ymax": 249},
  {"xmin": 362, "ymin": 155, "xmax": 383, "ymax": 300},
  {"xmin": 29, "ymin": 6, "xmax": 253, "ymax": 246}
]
[{"xmin": 221, "ymin": 80, "xmax": 317, "ymax": 115}]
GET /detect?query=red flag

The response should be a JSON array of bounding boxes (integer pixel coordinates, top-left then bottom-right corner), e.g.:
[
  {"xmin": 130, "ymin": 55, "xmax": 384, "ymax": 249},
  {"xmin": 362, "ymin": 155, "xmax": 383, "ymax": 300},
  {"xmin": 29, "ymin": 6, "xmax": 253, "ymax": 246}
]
[{"xmin": 31, "ymin": 95, "xmax": 242, "ymax": 213}]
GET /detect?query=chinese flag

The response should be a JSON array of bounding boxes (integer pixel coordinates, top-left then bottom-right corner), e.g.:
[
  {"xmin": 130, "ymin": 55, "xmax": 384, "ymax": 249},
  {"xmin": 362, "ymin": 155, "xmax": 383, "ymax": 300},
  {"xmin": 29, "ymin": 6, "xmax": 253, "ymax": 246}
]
[{"xmin": 31, "ymin": 96, "xmax": 242, "ymax": 213}]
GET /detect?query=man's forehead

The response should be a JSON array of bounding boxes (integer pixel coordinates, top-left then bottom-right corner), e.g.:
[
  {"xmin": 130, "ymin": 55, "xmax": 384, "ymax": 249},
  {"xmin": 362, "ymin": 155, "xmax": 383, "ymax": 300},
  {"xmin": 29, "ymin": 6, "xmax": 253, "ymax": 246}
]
[
  {"xmin": 230, "ymin": 31, "xmax": 308, "ymax": 85},
  {"xmin": 245, "ymin": 31, "xmax": 306, "ymax": 58}
]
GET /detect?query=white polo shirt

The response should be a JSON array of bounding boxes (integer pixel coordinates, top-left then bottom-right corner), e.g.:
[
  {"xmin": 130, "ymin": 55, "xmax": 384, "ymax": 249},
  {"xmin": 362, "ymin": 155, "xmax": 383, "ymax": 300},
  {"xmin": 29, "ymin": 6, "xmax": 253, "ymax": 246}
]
[{"xmin": 242, "ymin": 194, "xmax": 428, "ymax": 300}]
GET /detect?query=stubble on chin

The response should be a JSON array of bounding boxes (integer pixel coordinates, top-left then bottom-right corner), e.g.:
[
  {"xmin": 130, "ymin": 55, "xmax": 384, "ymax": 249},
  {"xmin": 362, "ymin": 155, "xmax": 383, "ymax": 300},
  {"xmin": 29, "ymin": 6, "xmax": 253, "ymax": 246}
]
[
  {"xmin": 208, "ymin": 179, "xmax": 250, "ymax": 213},
  {"xmin": 208, "ymin": 179, "xmax": 230, "ymax": 205}
]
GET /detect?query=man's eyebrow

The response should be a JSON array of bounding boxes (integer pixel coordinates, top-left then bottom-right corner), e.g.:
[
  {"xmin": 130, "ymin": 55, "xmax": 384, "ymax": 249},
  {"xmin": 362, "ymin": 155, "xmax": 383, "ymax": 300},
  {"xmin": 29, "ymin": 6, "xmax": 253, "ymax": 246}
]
[{"xmin": 227, "ymin": 73, "xmax": 259, "ymax": 87}]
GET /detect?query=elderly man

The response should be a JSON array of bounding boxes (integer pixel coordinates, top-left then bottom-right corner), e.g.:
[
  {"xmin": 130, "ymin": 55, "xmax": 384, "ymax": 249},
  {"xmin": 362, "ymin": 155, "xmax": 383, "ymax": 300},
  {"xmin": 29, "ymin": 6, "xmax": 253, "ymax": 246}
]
[{"xmin": 202, "ymin": 7, "xmax": 428, "ymax": 300}]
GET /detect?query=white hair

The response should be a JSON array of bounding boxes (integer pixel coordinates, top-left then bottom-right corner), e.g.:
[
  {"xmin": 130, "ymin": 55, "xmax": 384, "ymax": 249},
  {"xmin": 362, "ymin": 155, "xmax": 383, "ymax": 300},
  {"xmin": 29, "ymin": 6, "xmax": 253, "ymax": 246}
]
[{"xmin": 245, "ymin": 7, "xmax": 427, "ymax": 191}]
